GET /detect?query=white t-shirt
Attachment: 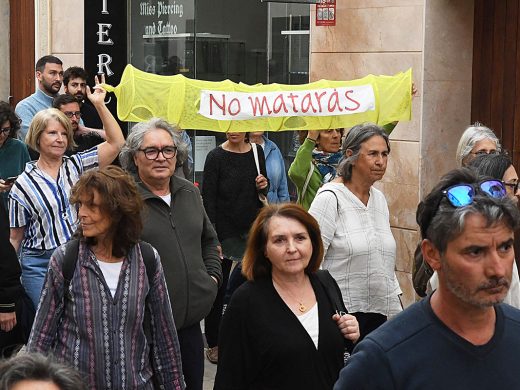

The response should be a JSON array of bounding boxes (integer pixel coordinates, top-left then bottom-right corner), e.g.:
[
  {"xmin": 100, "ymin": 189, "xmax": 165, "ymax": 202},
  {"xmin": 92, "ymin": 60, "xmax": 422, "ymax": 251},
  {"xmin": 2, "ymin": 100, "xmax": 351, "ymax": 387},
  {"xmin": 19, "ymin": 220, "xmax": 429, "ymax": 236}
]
[
  {"xmin": 97, "ymin": 260, "xmax": 124, "ymax": 297},
  {"xmin": 297, "ymin": 302, "xmax": 319, "ymax": 348},
  {"xmin": 159, "ymin": 193, "xmax": 172, "ymax": 206}
]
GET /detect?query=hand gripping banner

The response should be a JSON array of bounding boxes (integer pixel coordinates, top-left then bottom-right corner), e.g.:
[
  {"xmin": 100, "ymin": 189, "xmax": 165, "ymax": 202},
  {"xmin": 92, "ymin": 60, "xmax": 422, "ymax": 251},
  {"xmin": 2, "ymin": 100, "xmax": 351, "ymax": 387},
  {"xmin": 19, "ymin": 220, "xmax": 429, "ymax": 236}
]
[{"xmin": 103, "ymin": 64, "xmax": 412, "ymax": 132}]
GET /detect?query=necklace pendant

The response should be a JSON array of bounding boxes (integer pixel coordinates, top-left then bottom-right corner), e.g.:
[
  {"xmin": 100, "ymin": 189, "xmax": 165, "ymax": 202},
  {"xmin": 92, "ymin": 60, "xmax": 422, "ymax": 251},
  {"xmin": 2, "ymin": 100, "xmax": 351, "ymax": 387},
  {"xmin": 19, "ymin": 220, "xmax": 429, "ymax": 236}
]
[{"xmin": 298, "ymin": 303, "xmax": 307, "ymax": 313}]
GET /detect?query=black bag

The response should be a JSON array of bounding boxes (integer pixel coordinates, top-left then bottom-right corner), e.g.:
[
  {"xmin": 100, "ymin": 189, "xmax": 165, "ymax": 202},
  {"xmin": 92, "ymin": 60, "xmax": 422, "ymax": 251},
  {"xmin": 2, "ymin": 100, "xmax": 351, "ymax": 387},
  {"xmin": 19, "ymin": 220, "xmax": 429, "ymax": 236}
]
[{"xmin": 412, "ymin": 243, "xmax": 433, "ymax": 297}]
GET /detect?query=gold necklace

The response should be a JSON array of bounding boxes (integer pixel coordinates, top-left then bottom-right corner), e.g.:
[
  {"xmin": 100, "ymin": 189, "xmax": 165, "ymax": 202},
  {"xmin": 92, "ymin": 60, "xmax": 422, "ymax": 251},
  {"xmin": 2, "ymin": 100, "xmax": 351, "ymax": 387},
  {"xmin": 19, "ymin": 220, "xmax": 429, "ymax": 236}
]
[{"xmin": 273, "ymin": 280, "xmax": 308, "ymax": 313}]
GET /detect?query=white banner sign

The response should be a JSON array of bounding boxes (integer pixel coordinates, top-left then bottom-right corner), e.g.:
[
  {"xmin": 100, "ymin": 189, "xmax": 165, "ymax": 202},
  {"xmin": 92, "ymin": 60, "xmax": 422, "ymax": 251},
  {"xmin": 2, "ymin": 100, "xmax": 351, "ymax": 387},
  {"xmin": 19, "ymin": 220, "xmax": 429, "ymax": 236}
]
[{"xmin": 198, "ymin": 85, "xmax": 376, "ymax": 121}]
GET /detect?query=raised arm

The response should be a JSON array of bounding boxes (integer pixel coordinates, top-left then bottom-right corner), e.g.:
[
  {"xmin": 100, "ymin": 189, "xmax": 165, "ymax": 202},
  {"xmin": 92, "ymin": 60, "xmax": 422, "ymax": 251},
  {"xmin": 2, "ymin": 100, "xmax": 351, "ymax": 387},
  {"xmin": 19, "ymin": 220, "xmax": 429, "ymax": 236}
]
[{"xmin": 87, "ymin": 74, "xmax": 125, "ymax": 167}]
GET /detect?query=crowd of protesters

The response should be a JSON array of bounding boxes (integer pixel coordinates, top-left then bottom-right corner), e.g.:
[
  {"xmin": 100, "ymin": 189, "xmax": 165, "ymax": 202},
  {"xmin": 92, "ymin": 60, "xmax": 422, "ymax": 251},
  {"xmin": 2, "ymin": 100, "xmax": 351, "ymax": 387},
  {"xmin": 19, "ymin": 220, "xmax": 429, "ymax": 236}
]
[{"xmin": 1, "ymin": 54, "xmax": 520, "ymax": 390}]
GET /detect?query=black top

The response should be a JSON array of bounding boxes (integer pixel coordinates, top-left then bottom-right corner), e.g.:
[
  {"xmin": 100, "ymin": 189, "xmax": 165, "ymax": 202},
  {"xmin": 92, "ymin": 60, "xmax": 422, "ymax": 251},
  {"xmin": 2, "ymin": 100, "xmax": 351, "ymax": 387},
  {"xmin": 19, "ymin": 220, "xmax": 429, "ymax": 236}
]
[
  {"xmin": 202, "ymin": 145, "xmax": 267, "ymax": 241},
  {"xmin": 0, "ymin": 201, "xmax": 23, "ymax": 312},
  {"xmin": 214, "ymin": 274, "xmax": 346, "ymax": 390},
  {"xmin": 334, "ymin": 295, "xmax": 520, "ymax": 389}
]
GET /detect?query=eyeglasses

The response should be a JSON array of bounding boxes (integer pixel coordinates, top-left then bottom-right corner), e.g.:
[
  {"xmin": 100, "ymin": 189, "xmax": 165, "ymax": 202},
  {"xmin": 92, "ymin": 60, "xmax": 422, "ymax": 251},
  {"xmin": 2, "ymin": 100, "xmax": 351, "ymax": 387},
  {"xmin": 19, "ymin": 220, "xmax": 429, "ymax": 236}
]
[
  {"xmin": 0, "ymin": 127, "xmax": 11, "ymax": 134},
  {"xmin": 63, "ymin": 111, "xmax": 82, "ymax": 119},
  {"xmin": 138, "ymin": 146, "xmax": 177, "ymax": 160},
  {"xmin": 442, "ymin": 180, "xmax": 506, "ymax": 208},
  {"xmin": 503, "ymin": 181, "xmax": 519, "ymax": 193},
  {"xmin": 470, "ymin": 149, "xmax": 498, "ymax": 156}
]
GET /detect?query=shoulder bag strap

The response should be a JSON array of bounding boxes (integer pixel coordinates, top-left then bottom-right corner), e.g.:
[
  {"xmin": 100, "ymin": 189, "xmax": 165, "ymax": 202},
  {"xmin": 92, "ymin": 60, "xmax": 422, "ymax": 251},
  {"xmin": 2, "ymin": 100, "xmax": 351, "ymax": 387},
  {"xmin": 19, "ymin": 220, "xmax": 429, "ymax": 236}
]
[
  {"xmin": 251, "ymin": 142, "xmax": 261, "ymax": 175},
  {"xmin": 297, "ymin": 161, "xmax": 315, "ymax": 205}
]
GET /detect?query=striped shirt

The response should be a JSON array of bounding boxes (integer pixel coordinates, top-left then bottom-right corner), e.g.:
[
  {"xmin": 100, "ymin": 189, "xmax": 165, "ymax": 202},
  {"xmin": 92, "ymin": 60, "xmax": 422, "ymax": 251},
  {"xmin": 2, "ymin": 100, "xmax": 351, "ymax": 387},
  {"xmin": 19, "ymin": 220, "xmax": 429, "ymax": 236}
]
[
  {"xmin": 309, "ymin": 182, "xmax": 402, "ymax": 317},
  {"xmin": 28, "ymin": 241, "xmax": 185, "ymax": 390},
  {"xmin": 8, "ymin": 148, "xmax": 99, "ymax": 250}
]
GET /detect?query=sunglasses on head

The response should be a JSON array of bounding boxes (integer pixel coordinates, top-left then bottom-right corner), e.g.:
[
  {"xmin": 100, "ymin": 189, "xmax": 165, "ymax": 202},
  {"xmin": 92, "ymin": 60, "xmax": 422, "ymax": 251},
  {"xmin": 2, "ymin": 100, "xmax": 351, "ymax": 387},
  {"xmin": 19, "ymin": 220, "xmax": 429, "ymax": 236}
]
[{"xmin": 442, "ymin": 180, "xmax": 507, "ymax": 208}]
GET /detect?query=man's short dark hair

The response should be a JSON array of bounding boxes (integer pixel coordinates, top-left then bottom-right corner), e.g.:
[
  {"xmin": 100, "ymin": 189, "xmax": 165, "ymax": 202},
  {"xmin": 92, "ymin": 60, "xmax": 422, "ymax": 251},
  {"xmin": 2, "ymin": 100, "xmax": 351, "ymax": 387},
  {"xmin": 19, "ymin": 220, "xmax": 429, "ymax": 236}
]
[
  {"xmin": 52, "ymin": 94, "xmax": 80, "ymax": 110},
  {"xmin": 63, "ymin": 66, "xmax": 88, "ymax": 86},
  {"xmin": 416, "ymin": 167, "xmax": 520, "ymax": 253},
  {"xmin": 35, "ymin": 55, "xmax": 63, "ymax": 72},
  {"xmin": 0, "ymin": 353, "xmax": 87, "ymax": 390}
]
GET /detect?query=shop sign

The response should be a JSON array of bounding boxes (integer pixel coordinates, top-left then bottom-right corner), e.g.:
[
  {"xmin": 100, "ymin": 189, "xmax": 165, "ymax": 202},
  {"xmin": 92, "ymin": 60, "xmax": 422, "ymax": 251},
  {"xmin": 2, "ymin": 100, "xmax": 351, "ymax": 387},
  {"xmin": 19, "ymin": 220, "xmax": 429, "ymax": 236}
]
[{"xmin": 316, "ymin": 0, "xmax": 336, "ymax": 27}]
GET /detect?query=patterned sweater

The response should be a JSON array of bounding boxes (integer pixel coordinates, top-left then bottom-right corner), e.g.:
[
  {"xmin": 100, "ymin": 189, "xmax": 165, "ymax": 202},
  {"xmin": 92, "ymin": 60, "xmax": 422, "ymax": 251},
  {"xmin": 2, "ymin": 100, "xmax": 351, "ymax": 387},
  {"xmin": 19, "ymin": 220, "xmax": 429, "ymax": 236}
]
[{"xmin": 28, "ymin": 241, "xmax": 185, "ymax": 390}]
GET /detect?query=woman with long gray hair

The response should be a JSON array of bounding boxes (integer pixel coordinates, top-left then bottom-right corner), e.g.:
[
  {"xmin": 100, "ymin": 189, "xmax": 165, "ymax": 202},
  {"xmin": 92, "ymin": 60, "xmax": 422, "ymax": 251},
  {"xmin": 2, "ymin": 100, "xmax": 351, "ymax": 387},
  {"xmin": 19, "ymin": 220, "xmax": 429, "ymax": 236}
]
[{"xmin": 309, "ymin": 123, "xmax": 402, "ymax": 340}]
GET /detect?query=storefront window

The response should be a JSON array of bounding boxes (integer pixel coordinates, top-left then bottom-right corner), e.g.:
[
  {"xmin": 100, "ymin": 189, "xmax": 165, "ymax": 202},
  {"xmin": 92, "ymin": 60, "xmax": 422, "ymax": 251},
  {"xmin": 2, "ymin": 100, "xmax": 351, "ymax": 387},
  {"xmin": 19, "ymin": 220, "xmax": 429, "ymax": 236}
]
[{"xmin": 128, "ymin": 0, "xmax": 309, "ymax": 192}]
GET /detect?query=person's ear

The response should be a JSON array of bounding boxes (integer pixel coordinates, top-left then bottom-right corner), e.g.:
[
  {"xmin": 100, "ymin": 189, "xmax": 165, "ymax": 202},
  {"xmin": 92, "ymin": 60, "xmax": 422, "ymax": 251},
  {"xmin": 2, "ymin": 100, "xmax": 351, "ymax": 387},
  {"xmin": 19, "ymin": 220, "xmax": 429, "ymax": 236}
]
[
  {"xmin": 346, "ymin": 149, "xmax": 353, "ymax": 157},
  {"xmin": 421, "ymin": 239, "xmax": 441, "ymax": 271},
  {"xmin": 36, "ymin": 70, "xmax": 43, "ymax": 82}
]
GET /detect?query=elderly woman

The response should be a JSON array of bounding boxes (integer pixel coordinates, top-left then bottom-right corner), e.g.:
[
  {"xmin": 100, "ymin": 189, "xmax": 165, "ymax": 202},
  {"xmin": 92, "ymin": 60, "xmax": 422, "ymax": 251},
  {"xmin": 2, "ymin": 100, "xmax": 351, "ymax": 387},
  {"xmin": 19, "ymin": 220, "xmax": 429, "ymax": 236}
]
[
  {"xmin": 289, "ymin": 129, "xmax": 343, "ymax": 210},
  {"xmin": 456, "ymin": 122, "xmax": 501, "ymax": 167},
  {"xmin": 214, "ymin": 204, "xmax": 359, "ymax": 390},
  {"xmin": 28, "ymin": 166, "xmax": 184, "ymax": 390},
  {"xmin": 427, "ymin": 152, "xmax": 520, "ymax": 307},
  {"xmin": 9, "ymin": 81, "xmax": 125, "ymax": 308},
  {"xmin": 309, "ymin": 124, "xmax": 402, "ymax": 340},
  {"xmin": 120, "ymin": 118, "xmax": 221, "ymax": 390},
  {"xmin": 202, "ymin": 131, "xmax": 268, "ymax": 364},
  {"xmin": 0, "ymin": 101, "xmax": 30, "ymax": 209}
]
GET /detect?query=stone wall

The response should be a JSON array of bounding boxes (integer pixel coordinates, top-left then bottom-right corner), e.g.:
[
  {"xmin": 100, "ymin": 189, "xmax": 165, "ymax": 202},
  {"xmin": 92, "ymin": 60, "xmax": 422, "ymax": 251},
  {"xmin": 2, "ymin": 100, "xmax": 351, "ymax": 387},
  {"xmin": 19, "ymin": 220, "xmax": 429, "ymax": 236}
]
[
  {"xmin": 0, "ymin": 0, "xmax": 10, "ymax": 100},
  {"xmin": 310, "ymin": 0, "xmax": 474, "ymax": 307}
]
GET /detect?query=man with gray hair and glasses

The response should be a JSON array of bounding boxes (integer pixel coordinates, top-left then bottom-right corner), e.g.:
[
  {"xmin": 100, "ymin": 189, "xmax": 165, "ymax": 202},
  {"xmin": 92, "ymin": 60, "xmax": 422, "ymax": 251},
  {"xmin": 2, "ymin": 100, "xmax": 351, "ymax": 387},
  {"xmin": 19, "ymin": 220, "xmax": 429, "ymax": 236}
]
[{"xmin": 334, "ymin": 167, "xmax": 520, "ymax": 389}]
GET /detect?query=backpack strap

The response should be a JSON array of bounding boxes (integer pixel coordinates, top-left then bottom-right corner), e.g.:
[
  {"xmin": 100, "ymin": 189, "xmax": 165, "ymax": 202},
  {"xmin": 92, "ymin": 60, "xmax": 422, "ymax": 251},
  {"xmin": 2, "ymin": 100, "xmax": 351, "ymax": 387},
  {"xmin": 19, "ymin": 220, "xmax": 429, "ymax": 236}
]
[
  {"xmin": 139, "ymin": 241, "xmax": 156, "ymax": 285},
  {"xmin": 62, "ymin": 238, "xmax": 80, "ymax": 296}
]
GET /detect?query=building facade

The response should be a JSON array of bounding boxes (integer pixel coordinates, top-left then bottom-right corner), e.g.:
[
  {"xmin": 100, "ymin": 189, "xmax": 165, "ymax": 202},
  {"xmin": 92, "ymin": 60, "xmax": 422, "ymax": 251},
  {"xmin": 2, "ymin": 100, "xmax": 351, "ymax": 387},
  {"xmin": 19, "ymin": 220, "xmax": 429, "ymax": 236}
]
[{"xmin": 4, "ymin": 0, "xmax": 518, "ymax": 306}]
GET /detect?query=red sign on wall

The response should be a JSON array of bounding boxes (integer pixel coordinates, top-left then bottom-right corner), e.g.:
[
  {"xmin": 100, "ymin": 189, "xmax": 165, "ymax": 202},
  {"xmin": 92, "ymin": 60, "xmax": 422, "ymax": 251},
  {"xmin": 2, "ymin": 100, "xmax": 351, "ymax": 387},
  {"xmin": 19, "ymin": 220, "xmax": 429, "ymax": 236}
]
[{"xmin": 316, "ymin": 0, "xmax": 336, "ymax": 26}]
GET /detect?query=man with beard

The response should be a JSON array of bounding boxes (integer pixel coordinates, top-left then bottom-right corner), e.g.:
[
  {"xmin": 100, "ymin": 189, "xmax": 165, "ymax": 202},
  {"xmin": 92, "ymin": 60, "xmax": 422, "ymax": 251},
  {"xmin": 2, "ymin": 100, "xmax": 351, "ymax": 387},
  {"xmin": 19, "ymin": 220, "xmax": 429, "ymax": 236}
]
[
  {"xmin": 63, "ymin": 66, "xmax": 103, "ymax": 129},
  {"xmin": 15, "ymin": 55, "xmax": 63, "ymax": 140},
  {"xmin": 334, "ymin": 168, "xmax": 520, "ymax": 390},
  {"xmin": 52, "ymin": 94, "xmax": 105, "ymax": 154}
]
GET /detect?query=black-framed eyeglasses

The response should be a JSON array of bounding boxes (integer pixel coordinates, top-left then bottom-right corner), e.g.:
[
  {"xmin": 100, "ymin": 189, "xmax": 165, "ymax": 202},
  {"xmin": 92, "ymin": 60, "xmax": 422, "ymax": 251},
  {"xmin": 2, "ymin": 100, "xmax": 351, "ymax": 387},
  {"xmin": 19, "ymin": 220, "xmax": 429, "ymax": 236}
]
[
  {"xmin": 0, "ymin": 127, "xmax": 11, "ymax": 134},
  {"xmin": 138, "ymin": 146, "xmax": 177, "ymax": 160},
  {"xmin": 503, "ymin": 181, "xmax": 519, "ymax": 193},
  {"xmin": 470, "ymin": 149, "xmax": 499, "ymax": 156},
  {"xmin": 63, "ymin": 111, "xmax": 82, "ymax": 119}
]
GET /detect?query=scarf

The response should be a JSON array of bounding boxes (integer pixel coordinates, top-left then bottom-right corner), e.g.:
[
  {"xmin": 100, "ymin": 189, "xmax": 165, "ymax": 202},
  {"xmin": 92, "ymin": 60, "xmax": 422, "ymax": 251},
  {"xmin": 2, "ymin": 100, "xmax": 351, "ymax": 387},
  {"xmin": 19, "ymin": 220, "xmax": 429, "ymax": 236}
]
[{"xmin": 312, "ymin": 149, "xmax": 343, "ymax": 184}]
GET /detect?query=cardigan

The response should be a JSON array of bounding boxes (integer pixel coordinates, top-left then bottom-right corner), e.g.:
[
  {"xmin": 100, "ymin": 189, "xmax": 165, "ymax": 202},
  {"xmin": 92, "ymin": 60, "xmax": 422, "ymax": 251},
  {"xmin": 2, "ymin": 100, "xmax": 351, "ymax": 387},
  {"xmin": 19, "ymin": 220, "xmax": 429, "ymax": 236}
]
[{"xmin": 214, "ymin": 274, "xmax": 346, "ymax": 390}]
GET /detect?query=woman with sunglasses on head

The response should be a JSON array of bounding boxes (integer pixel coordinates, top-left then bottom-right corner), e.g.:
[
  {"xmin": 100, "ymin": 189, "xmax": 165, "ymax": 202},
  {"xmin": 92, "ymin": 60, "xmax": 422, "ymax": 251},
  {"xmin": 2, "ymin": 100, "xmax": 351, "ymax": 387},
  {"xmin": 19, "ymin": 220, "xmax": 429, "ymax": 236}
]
[
  {"xmin": 8, "ymin": 78, "xmax": 125, "ymax": 309},
  {"xmin": 456, "ymin": 122, "xmax": 501, "ymax": 167},
  {"xmin": 427, "ymin": 153, "xmax": 520, "ymax": 307},
  {"xmin": 309, "ymin": 123, "xmax": 402, "ymax": 341},
  {"xmin": 201, "ymin": 131, "xmax": 269, "ymax": 364},
  {"xmin": 0, "ymin": 101, "xmax": 30, "ymax": 210}
]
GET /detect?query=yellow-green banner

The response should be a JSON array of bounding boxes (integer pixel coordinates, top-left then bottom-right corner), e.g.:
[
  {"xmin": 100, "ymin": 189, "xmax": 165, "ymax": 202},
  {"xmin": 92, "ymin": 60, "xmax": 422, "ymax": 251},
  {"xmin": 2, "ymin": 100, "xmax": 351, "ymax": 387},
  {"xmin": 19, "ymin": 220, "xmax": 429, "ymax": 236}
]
[{"xmin": 104, "ymin": 64, "xmax": 412, "ymax": 132}]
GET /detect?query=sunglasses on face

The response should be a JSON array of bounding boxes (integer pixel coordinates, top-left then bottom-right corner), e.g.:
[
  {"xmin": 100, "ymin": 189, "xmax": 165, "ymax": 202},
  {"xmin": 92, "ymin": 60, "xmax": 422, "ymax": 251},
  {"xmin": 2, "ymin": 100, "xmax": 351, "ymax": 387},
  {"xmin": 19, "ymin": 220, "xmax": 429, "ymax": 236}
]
[{"xmin": 442, "ymin": 180, "xmax": 507, "ymax": 208}]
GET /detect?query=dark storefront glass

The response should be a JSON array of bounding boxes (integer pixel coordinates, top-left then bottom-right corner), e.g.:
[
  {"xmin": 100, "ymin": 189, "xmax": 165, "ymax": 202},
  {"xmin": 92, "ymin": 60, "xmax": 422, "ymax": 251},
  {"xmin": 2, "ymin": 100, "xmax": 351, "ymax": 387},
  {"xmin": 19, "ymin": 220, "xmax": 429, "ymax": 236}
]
[{"xmin": 128, "ymin": 1, "xmax": 309, "ymax": 192}]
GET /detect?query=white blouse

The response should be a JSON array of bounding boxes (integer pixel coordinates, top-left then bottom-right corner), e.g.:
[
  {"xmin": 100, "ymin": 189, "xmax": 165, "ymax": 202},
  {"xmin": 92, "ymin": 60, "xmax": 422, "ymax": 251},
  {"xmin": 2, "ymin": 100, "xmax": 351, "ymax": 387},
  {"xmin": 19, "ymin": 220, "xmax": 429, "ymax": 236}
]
[{"xmin": 309, "ymin": 182, "xmax": 402, "ymax": 317}]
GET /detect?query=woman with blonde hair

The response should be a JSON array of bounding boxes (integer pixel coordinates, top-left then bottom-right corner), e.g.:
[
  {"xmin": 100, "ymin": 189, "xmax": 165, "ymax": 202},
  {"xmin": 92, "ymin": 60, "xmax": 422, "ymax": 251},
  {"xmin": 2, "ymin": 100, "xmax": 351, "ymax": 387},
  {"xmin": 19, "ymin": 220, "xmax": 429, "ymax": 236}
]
[{"xmin": 9, "ymin": 80, "xmax": 125, "ymax": 308}]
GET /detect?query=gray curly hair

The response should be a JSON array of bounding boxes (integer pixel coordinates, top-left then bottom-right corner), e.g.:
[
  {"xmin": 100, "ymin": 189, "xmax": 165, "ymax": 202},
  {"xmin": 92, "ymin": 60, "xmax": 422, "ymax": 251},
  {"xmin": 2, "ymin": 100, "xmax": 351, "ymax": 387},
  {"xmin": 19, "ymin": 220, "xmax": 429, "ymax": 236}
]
[{"xmin": 119, "ymin": 118, "xmax": 188, "ymax": 173}]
